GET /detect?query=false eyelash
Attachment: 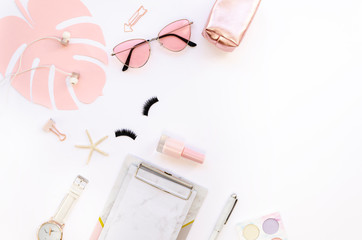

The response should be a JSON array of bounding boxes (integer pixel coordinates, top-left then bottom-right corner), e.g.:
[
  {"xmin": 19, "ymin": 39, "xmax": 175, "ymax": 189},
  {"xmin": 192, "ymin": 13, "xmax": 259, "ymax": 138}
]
[
  {"xmin": 143, "ymin": 97, "xmax": 159, "ymax": 116},
  {"xmin": 115, "ymin": 129, "xmax": 137, "ymax": 140}
]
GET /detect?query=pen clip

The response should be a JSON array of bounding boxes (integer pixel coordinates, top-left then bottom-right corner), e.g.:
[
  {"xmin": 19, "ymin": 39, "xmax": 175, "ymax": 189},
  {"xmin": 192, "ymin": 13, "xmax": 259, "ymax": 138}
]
[{"xmin": 224, "ymin": 197, "xmax": 238, "ymax": 224}]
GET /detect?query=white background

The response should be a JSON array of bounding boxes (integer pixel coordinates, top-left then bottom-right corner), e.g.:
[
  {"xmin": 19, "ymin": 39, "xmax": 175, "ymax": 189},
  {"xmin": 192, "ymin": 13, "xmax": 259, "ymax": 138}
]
[{"xmin": 1, "ymin": 0, "xmax": 362, "ymax": 239}]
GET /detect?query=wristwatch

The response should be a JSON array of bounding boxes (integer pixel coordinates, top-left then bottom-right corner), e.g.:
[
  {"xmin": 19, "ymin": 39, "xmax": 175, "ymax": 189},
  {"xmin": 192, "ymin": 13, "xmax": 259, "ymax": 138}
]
[{"xmin": 37, "ymin": 175, "xmax": 88, "ymax": 240}]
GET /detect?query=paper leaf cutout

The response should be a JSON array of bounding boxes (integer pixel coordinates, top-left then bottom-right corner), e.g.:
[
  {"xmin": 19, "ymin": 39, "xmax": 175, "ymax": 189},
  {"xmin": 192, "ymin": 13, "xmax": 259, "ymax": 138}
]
[{"xmin": 0, "ymin": 0, "xmax": 108, "ymax": 110}]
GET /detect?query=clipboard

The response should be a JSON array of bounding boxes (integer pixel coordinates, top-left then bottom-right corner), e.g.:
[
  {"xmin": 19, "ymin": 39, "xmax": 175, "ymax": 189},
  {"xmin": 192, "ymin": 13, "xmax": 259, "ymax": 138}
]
[{"xmin": 90, "ymin": 154, "xmax": 207, "ymax": 240}]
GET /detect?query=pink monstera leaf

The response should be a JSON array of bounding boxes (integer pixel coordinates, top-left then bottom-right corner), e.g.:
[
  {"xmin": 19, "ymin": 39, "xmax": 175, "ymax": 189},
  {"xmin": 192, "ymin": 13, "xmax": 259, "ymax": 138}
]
[{"xmin": 0, "ymin": 0, "xmax": 108, "ymax": 110}]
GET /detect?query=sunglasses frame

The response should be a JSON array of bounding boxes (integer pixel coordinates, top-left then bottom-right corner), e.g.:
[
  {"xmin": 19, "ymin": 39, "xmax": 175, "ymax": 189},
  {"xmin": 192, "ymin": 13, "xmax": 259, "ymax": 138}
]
[{"xmin": 112, "ymin": 19, "xmax": 196, "ymax": 71}]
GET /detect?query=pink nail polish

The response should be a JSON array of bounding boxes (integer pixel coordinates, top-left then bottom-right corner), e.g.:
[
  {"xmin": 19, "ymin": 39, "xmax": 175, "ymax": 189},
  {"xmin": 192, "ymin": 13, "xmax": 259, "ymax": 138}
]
[{"xmin": 157, "ymin": 134, "xmax": 205, "ymax": 164}]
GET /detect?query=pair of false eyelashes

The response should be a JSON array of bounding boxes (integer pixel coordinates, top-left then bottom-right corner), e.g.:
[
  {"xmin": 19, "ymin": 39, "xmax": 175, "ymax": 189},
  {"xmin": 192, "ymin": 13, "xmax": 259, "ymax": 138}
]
[{"xmin": 115, "ymin": 96, "xmax": 159, "ymax": 140}]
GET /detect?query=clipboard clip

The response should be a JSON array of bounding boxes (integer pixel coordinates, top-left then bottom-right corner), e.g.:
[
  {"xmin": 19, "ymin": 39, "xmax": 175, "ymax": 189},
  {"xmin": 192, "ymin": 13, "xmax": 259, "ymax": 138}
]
[{"xmin": 135, "ymin": 163, "xmax": 193, "ymax": 200}]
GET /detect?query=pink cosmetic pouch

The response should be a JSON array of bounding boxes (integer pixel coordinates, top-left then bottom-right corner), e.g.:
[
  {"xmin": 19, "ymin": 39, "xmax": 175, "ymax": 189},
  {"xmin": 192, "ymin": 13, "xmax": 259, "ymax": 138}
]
[{"xmin": 202, "ymin": 0, "xmax": 261, "ymax": 52}]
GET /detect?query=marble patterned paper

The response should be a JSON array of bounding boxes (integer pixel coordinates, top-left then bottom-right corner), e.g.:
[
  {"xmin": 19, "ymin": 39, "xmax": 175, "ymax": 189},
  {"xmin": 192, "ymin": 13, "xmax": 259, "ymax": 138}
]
[{"xmin": 99, "ymin": 165, "xmax": 197, "ymax": 240}]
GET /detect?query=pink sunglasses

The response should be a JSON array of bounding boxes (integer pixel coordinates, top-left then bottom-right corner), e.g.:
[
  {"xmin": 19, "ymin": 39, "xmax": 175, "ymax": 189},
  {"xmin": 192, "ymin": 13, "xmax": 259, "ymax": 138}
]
[{"xmin": 111, "ymin": 19, "xmax": 197, "ymax": 71}]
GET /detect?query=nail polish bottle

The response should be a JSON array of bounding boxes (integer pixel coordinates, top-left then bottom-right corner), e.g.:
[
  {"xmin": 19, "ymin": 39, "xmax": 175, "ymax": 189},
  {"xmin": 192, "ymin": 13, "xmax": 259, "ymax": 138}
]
[{"xmin": 157, "ymin": 134, "xmax": 205, "ymax": 164}]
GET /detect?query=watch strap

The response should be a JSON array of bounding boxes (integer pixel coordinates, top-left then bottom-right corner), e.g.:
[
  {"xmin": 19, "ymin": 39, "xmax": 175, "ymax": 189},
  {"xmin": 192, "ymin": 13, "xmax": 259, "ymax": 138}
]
[{"xmin": 53, "ymin": 175, "xmax": 88, "ymax": 225}]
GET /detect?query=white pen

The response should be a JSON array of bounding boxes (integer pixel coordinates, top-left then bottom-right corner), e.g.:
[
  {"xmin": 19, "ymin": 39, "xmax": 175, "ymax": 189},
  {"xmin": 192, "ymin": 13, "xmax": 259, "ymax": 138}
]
[{"xmin": 209, "ymin": 194, "xmax": 238, "ymax": 240}]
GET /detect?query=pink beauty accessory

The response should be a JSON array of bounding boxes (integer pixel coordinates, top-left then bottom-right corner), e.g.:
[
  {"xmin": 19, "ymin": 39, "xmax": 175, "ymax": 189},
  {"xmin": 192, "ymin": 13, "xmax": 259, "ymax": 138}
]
[
  {"xmin": 202, "ymin": 0, "xmax": 261, "ymax": 52},
  {"xmin": 112, "ymin": 19, "xmax": 197, "ymax": 71},
  {"xmin": 0, "ymin": 0, "xmax": 108, "ymax": 110},
  {"xmin": 157, "ymin": 134, "xmax": 205, "ymax": 164}
]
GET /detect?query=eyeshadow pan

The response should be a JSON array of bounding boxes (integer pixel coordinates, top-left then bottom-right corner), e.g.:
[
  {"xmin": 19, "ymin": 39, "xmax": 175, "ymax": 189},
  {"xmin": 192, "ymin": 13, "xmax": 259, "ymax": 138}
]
[
  {"xmin": 262, "ymin": 218, "xmax": 279, "ymax": 234},
  {"xmin": 236, "ymin": 212, "xmax": 287, "ymax": 240},
  {"xmin": 243, "ymin": 224, "xmax": 260, "ymax": 240}
]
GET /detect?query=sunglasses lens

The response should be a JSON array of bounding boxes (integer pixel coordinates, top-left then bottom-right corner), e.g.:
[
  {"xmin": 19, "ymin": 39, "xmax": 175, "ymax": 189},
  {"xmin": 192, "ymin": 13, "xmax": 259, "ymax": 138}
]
[
  {"xmin": 113, "ymin": 39, "xmax": 150, "ymax": 68},
  {"xmin": 158, "ymin": 19, "xmax": 191, "ymax": 52}
]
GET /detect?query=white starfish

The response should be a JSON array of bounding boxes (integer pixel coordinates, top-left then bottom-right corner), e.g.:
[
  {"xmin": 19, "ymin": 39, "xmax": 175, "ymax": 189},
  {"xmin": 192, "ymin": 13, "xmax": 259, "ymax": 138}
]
[{"xmin": 75, "ymin": 130, "xmax": 108, "ymax": 164}]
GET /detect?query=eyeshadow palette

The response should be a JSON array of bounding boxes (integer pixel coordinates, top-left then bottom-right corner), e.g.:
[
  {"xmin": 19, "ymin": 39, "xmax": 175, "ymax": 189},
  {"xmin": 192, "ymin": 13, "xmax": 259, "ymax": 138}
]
[{"xmin": 236, "ymin": 212, "xmax": 287, "ymax": 240}]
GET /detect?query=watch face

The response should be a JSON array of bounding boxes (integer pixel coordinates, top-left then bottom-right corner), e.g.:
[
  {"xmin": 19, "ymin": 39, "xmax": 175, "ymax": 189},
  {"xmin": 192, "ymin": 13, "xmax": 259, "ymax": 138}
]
[{"xmin": 38, "ymin": 222, "xmax": 62, "ymax": 240}]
